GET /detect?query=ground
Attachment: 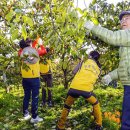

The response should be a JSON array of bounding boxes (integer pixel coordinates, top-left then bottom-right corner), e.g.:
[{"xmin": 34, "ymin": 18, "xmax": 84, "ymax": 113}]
[{"xmin": 0, "ymin": 84, "xmax": 122, "ymax": 130}]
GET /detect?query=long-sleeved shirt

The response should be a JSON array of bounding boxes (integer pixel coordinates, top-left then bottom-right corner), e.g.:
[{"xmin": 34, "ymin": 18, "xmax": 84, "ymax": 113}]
[{"xmin": 91, "ymin": 25, "xmax": 130, "ymax": 85}]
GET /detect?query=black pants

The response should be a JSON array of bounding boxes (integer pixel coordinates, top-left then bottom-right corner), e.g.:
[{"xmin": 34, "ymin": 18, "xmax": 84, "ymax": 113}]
[{"xmin": 41, "ymin": 74, "xmax": 53, "ymax": 103}]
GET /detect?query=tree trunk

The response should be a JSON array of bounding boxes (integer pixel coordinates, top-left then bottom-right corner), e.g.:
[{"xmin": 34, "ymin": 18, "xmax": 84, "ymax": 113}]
[{"xmin": 63, "ymin": 69, "xmax": 68, "ymax": 89}]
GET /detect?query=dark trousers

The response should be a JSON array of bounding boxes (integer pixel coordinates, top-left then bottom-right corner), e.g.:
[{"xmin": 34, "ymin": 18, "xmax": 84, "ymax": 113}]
[
  {"xmin": 22, "ymin": 78, "xmax": 40, "ymax": 118},
  {"xmin": 121, "ymin": 85, "xmax": 130, "ymax": 130},
  {"xmin": 41, "ymin": 74, "xmax": 53, "ymax": 103}
]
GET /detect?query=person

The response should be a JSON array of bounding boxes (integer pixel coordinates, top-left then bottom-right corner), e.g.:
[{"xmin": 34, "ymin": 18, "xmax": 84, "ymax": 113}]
[
  {"xmin": 84, "ymin": 10, "xmax": 130, "ymax": 130},
  {"xmin": 18, "ymin": 37, "xmax": 47, "ymax": 123},
  {"xmin": 56, "ymin": 51, "xmax": 103, "ymax": 130},
  {"xmin": 40, "ymin": 47, "xmax": 53, "ymax": 107}
]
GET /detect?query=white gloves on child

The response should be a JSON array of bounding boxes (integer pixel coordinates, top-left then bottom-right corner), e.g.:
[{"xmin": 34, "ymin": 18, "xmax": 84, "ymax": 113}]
[
  {"xmin": 102, "ymin": 74, "xmax": 112, "ymax": 85},
  {"xmin": 38, "ymin": 38, "xmax": 43, "ymax": 45},
  {"xmin": 84, "ymin": 21, "xmax": 94, "ymax": 30}
]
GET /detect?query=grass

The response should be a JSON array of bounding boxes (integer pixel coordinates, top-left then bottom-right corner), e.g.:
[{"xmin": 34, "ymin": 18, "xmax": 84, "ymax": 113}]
[{"xmin": 0, "ymin": 84, "xmax": 122, "ymax": 130}]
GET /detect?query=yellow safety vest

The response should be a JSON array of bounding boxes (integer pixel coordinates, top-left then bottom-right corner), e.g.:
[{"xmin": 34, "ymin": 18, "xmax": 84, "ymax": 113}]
[
  {"xmin": 40, "ymin": 60, "xmax": 51, "ymax": 74},
  {"xmin": 21, "ymin": 61, "xmax": 40, "ymax": 78},
  {"xmin": 70, "ymin": 59, "xmax": 100, "ymax": 92}
]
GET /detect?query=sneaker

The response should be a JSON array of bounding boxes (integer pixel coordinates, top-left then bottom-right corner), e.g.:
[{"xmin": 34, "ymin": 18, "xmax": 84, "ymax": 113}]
[
  {"xmin": 23, "ymin": 114, "xmax": 31, "ymax": 120},
  {"xmin": 30, "ymin": 116, "xmax": 43, "ymax": 123},
  {"xmin": 94, "ymin": 125, "xmax": 103, "ymax": 130},
  {"xmin": 48, "ymin": 101, "xmax": 53, "ymax": 107}
]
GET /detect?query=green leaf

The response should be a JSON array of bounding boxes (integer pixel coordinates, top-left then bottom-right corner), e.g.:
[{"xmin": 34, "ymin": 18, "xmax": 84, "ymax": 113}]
[
  {"xmin": 63, "ymin": 62, "xmax": 67, "ymax": 69},
  {"xmin": 4, "ymin": 124, "xmax": 9, "ymax": 128},
  {"xmin": 90, "ymin": 17, "xmax": 99, "ymax": 25},
  {"xmin": 12, "ymin": 29, "xmax": 19, "ymax": 40},
  {"xmin": 13, "ymin": 14, "xmax": 21, "ymax": 23},
  {"xmin": 22, "ymin": 16, "xmax": 33, "ymax": 27},
  {"xmin": 21, "ymin": 25, "xmax": 27, "ymax": 39},
  {"xmin": 10, "ymin": 26, "xmax": 19, "ymax": 40},
  {"xmin": 78, "ymin": 19, "xmax": 84, "ymax": 29},
  {"xmin": 36, "ymin": 0, "xmax": 41, "ymax": 3},
  {"xmin": 0, "ymin": 35, "xmax": 5, "ymax": 42},
  {"xmin": 5, "ymin": 10, "xmax": 14, "ymax": 21},
  {"xmin": 78, "ymin": 37, "xmax": 83, "ymax": 44},
  {"xmin": 69, "ymin": 10, "xmax": 78, "ymax": 19},
  {"xmin": 92, "ymin": 0, "xmax": 97, "ymax": 5},
  {"xmin": 76, "ymin": 8, "xmax": 83, "ymax": 15}
]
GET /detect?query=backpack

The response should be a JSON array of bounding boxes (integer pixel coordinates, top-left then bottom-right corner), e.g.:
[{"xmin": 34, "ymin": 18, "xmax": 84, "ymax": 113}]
[{"xmin": 20, "ymin": 47, "xmax": 39, "ymax": 64}]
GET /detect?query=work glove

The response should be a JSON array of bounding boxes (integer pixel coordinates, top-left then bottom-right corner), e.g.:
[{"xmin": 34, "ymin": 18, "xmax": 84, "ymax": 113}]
[
  {"xmin": 101, "ymin": 74, "xmax": 112, "ymax": 85},
  {"xmin": 38, "ymin": 38, "xmax": 43, "ymax": 45},
  {"xmin": 84, "ymin": 20, "xmax": 94, "ymax": 30}
]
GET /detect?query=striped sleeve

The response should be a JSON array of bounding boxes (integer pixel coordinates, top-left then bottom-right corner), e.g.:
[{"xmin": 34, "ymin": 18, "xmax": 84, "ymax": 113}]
[{"xmin": 92, "ymin": 26, "xmax": 130, "ymax": 47}]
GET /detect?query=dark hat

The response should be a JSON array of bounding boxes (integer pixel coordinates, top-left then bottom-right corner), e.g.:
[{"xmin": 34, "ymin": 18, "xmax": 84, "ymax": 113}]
[
  {"xmin": 46, "ymin": 47, "xmax": 50, "ymax": 53},
  {"xmin": 119, "ymin": 10, "xmax": 130, "ymax": 20},
  {"xmin": 25, "ymin": 38, "xmax": 32, "ymax": 44},
  {"xmin": 89, "ymin": 50, "xmax": 100, "ymax": 60},
  {"xmin": 19, "ymin": 38, "xmax": 32, "ymax": 49}
]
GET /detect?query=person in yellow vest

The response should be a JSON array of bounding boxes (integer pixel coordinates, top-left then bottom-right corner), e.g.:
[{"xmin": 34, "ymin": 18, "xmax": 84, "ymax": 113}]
[
  {"xmin": 40, "ymin": 47, "xmax": 53, "ymax": 107},
  {"xmin": 56, "ymin": 51, "xmax": 103, "ymax": 130},
  {"xmin": 18, "ymin": 38, "xmax": 47, "ymax": 123}
]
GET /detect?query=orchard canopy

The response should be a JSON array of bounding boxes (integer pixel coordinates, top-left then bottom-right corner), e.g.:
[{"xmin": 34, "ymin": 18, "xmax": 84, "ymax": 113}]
[{"xmin": 0, "ymin": 0, "xmax": 129, "ymax": 88}]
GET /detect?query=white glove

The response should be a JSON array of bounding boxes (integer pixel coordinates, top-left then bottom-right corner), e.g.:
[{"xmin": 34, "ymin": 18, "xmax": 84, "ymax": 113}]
[
  {"xmin": 101, "ymin": 74, "xmax": 112, "ymax": 85},
  {"xmin": 84, "ymin": 21, "xmax": 94, "ymax": 30},
  {"xmin": 38, "ymin": 38, "xmax": 43, "ymax": 45}
]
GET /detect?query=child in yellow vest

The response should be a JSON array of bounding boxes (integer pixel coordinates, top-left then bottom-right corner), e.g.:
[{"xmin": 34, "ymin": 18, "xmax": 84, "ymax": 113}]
[
  {"xmin": 56, "ymin": 51, "xmax": 103, "ymax": 130},
  {"xmin": 18, "ymin": 38, "xmax": 46, "ymax": 123},
  {"xmin": 40, "ymin": 47, "xmax": 53, "ymax": 107}
]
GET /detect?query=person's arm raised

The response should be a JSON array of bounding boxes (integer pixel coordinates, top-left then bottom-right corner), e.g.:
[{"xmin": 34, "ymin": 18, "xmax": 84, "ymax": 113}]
[{"xmin": 84, "ymin": 21, "xmax": 130, "ymax": 47}]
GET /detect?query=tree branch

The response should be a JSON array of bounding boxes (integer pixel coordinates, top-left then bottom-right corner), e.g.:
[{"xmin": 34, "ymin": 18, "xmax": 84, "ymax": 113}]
[{"xmin": 48, "ymin": 0, "xmax": 64, "ymax": 43}]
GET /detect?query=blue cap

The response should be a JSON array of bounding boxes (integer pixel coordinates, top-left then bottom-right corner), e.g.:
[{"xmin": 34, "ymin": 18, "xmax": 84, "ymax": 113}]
[{"xmin": 119, "ymin": 10, "xmax": 130, "ymax": 20}]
